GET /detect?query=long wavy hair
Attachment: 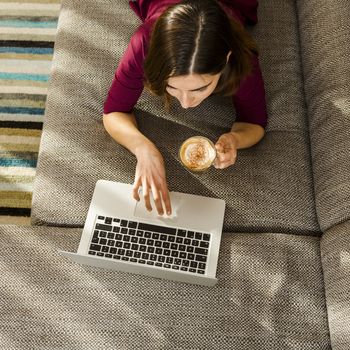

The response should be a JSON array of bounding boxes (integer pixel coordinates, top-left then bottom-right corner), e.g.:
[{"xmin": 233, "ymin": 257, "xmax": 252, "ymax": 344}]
[{"xmin": 143, "ymin": 0, "xmax": 259, "ymax": 111}]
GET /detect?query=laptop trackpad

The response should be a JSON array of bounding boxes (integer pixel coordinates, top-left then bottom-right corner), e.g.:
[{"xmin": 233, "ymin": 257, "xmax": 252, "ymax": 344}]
[{"xmin": 133, "ymin": 192, "xmax": 181, "ymax": 224}]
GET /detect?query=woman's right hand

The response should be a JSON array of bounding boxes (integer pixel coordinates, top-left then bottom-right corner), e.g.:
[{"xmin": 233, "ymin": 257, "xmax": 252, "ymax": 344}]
[{"xmin": 133, "ymin": 142, "xmax": 172, "ymax": 216}]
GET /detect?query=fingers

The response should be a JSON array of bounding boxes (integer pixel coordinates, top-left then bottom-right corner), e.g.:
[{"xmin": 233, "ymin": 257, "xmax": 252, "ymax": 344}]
[
  {"xmin": 151, "ymin": 183, "xmax": 164, "ymax": 216},
  {"xmin": 161, "ymin": 185, "xmax": 172, "ymax": 216}
]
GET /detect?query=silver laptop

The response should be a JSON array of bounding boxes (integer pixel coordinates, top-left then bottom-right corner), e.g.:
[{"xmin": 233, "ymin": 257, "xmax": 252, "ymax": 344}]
[{"xmin": 60, "ymin": 180, "xmax": 225, "ymax": 286}]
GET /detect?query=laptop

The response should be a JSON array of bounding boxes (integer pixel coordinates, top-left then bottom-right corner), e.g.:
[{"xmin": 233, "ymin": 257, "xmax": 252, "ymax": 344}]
[{"xmin": 60, "ymin": 180, "xmax": 226, "ymax": 286}]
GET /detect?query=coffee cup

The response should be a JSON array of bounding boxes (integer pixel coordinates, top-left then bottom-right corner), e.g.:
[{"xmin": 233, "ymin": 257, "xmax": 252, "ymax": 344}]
[{"xmin": 179, "ymin": 136, "xmax": 217, "ymax": 172}]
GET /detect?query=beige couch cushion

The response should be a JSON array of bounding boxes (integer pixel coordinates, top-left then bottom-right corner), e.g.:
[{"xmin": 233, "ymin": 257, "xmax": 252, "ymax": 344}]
[
  {"xmin": 32, "ymin": 0, "xmax": 319, "ymax": 234},
  {"xmin": 321, "ymin": 220, "xmax": 350, "ymax": 350},
  {"xmin": 0, "ymin": 225, "xmax": 330, "ymax": 349}
]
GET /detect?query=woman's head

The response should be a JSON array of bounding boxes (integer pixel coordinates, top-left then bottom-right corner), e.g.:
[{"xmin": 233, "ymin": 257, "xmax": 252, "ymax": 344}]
[{"xmin": 143, "ymin": 0, "xmax": 258, "ymax": 110}]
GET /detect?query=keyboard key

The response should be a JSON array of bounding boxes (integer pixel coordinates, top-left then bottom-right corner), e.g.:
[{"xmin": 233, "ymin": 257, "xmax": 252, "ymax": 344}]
[
  {"xmin": 107, "ymin": 232, "xmax": 115, "ymax": 239},
  {"xmin": 192, "ymin": 240, "xmax": 199, "ymax": 246},
  {"xmin": 195, "ymin": 232, "xmax": 202, "ymax": 240},
  {"xmin": 152, "ymin": 233, "xmax": 160, "ymax": 240},
  {"xmin": 96, "ymin": 223, "xmax": 112, "ymax": 231},
  {"xmin": 182, "ymin": 260, "xmax": 190, "ymax": 267},
  {"xmin": 147, "ymin": 247, "xmax": 155, "ymax": 253},
  {"xmin": 113, "ymin": 226, "xmax": 120, "ymax": 233},
  {"xmin": 145, "ymin": 232, "xmax": 152, "ymax": 238},
  {"xmin": 147, "ymin": 239, "xmax": 154, "ymax": 246},
  {"xmin": 190, "ymin": 261, "xmax": 198, "ymax": 268},
  {"xmin": 195, "ymin": 255, "xmax": 207, "ymax": 262},
  {"xmin": 137, "ymin": 230, "xmax": 144, "ymax": 237},
  {"xmin": 110, "ymin": 248, "xmax": 117, "ymax": 254},
  {"xmin": 155, "ymin": 263, "xmax": 163, "ymax": 267},
  {"xmin": 116, "ymin": 241, "xmax": 123, "ymax": 248},
  {"xmin": 120, "ymin": 220, "xmax": 128, "ymax": 227},
  {"xmin": 164, "ymin": 249, "xmax": 170, "ymax": 256},
  {"xmin": 168, "ymin": 236, "xmax": 175, "ymax": 242},
  {"xmin": 179, "ymin": 252, "xmax": 187, "ymax": 259},
  {"xmin": 164, "ymin": 264, "xmax": 171, "ymax": 269},
  {"xmin": 176, "ymin": 237, "xmax": 183, "ymax": 244},
  {"xmin": 113, "ymin": 255, "xmax": 121, "ymax": 260},
  {"xmin": 139, "ymin": 260, "xmax": 146, "ymax": 264},
  {"xmin": 189, "ymin": 268, "xmax": 197, "ymax": 273},
  {"xmin": 93, "ymin": 230, "xmax": 99, "ymax": 238},
  {"xmin": 102, "ymin": 246, "xmax": 109, "ymax": 253},
  {"xmin": 187, "ymin": 253, "xmax": 195, "ymax": 260},
  {"xmin": 88, "ymin": 251, "xmax": 96, "ymax": 255},
  {"xmin": 186, "ymin": 246, "xmax": 194, "ymax": 253},
  {"xmin": 108, "ymin": 240, "xmax": 114, "ymax": 246},
  {"xmin": 172, "ymin": 265, "xmax": 179, "ymax": 270},
  {"xmin": 131, "ymin": 236, "xmax": 138, "ymax": 243},
  {"xmin": 122, "ymin": 257, "xmax": 129, "ymax": 261},
  {"xmin": 113, "ymin": 218, "xmax": 120, "ymax": 223},
  {"xmin": 198, "ymin": 263, "xmax": 206, "ymax": 270},
  {"xmin": 179, "ymin": 245, "xmax": 186, "ymax": 251},
  {"xmin": 158, "ymin": 256, "xmax": 165, "ymax": 262},
  {"xmin": 99, "ymin": 231, "xmax": 107, "ymax": 238},
  {"xmin": 105, "ymin": 217, "xmax": 112, "ymax": 224},
  {"xmin": 98, "ymin": 216, "xmax": 105, "ymax": 220},
  {"xmin": 174, "ymin": 259, "xmax": 181, "ymax": 265},
  {"xmin": 123, "ymin": 236, "xmax": 130, "ymax": 242},
  {"xmin": 155, "ymin": 248, "xmax": 163, "ymax": 255},
  {"xmin": 162, "ymin": 242, "xmax": 170, "ymax": 249},
  {"xmin": 129, "ymin": 229, "xmax": 136, "ymax": 235},
  {"xmin": 139, "ymin": 245, "xmax": 146, "ymax": 252},
  {"xmin": 131, "ymin": 244, "xmax": 139, "ymax": 250},
  {"xmin": 184, "ymin": 238, "xmax": 191, "ymax": 245},
  {"xmin": 105, "ymin": 254, "xmax": 112, "ymax": 258},
  {"xmin": 177, "ymin": 230, "xmax": 186, "ymax": 237},
  {"xmin": 130, "ymin": 258, "xmax": 138, "ymax": 263},
  {"xmin": 166, "ymin": 257, "xmax": 174, "ymax": 264},
  {"xmin": 200, "ymin": 241, "xmax": 209, "ymax": 248},
  {"xmin": 134, "ymin": 252, "xmax": 141, "ymax": 259},
  {"xmin": 123, "ymin": 242, "xmax": 131, "ymax": 249},
  {"xmin": 203, "ymin": 234, "xmax": 211, "ymax": 241},
  {"xmin": 198, "ymin": 270, "xmax": 205, "ymax": 275},
  {"xmin": 138, "ymin": 222, "xmax": 176, "ymax": 235},
  {"xmin": 181, "ymin": 267, "xmax": 188, "ymax": 272},
  {"xmin": 160, "ymin": 235, "xmax": 167, "ymax": 241},
  {"xmin": 142, "ymin": 253, "xmax": 149, "ymax": 260},
  {"xmin": 128, "ymin": 221, "xmax": 137, "ymax": 229},
  {"xmin": 194, "ymin": 247, "xmax": 208, "ymax": 255},
  {"xmin": 91, "ymin": 237, "xmax": 99, "ymax": 244},
  {"xmin": 97, "ymin": 252, "xmax": 104, "ymax": 257},
  {"xmin": 171, "ymin": 251, "xmax": 179, "ymax": 258},
  {"xmin": 150, "ymin": 254, "xmax": 157, "ymax": 261},
  {"xmin": 187, "ymin": 231, "xmax": 194, "ymax": 238},
  {"xmin": 147, "ymin": 261, "xmax": 155, "ymax": 266},
  {"xmin": 121, "ymin": 228, "xmax": 128, "ymax": 234},
  {"xmin": 171, "ymin": 243, "xmax": 178, "ymax": 250},
  {"xmin": 118, "ymin": 249, "xmax": 125, "ymax": 255},
  {"xmin": 155, "ymin": 241, "xmax": 162, "ymax": 247},
  {"xmin": 139, "ymin": 238, "xmax": 146, "ymax": 245},
  {"xmin": 126, "ymin": 250, "xmax": 133, "ymax": 257}
]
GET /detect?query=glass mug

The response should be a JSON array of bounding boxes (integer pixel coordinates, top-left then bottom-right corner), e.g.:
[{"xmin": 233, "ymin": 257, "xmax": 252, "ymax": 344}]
[{"xmin": 179, "ymin": 136, "xmax": 217, "ymax": 172}]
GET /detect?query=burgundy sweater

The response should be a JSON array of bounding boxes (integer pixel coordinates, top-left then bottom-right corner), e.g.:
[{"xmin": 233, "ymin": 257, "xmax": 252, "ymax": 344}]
[{"xmin": 104, "ymin": 0, "xmax": 268, "ymax": 128}]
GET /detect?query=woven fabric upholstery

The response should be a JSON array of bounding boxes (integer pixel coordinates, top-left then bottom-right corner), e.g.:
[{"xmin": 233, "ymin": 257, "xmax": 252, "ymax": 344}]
[
  {"xmin": 321, "ymin": 220, "xmax": 350, "ymax": 350},
  {"xmin": 32, "ymin": 0, "xmax": 319, "ymax": 234},
  {"xmin": 0, "ymin": 225, "xmax": 330, "ymax": 349},
  {"xmin": 296, "ymin": 0, "xmax": 350, "ymax": 231}
]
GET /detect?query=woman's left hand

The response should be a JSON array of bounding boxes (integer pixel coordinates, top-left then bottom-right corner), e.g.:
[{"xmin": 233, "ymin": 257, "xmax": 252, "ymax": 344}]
[{"xmin": 213, "ymin": 132, "xmax": 239, "ymax": 169}]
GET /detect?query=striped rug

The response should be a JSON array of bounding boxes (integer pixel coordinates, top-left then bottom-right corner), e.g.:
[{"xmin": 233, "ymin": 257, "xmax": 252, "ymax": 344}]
[{"xmin": 0, "ymin": 0, "xmax": 61, "ymax": 225}]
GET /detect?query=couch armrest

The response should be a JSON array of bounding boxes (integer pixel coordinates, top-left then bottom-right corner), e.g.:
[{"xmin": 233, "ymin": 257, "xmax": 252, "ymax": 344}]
[
  {"xmin": 321, "ymin": 220, "xmax": 350, "ymax": 350},
  {"xmin": 296, "ymin": 0, "xmax": 350, "ymax": 231}
]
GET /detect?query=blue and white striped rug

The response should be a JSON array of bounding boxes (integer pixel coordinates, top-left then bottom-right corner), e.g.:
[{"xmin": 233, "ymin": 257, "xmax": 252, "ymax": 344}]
[{"xmin": 0, "ymin": 0, "xmax": 60, "ymax": 225}]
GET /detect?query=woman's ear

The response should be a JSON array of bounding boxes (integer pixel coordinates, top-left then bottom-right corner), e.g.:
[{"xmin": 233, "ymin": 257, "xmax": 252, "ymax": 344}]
[{"xmin": 226, "ymin": 50, "xmax": 232, "ymax": 63}]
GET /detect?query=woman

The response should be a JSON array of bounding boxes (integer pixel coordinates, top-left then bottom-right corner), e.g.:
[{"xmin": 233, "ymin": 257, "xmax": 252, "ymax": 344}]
[{"xmin": 103, "ymin": 0, "xmax": 268, "ymax": 216}]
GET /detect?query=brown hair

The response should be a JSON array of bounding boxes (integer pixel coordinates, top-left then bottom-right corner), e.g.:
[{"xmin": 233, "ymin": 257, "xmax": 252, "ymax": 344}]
[{"xmin": 143, "ymin": 0, "xmax": 259, "ymax": 111}]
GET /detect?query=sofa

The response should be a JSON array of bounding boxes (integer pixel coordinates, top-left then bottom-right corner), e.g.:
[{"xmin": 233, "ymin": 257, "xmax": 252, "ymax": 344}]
[{"xmin": 1, "ymin": 0, "xmax": 349, "ymax": 348}]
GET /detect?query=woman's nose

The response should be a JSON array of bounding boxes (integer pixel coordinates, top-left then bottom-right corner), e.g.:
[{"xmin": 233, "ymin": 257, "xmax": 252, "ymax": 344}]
[{"xmin": 179, "ymin": 93, "xmax": 194, "ymax": 109}]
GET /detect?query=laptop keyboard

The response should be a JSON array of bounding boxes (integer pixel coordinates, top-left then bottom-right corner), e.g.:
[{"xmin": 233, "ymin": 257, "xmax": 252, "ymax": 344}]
[{"xmin": 88, "ymin": 215, "xmax": 211, "ymax": 275}]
